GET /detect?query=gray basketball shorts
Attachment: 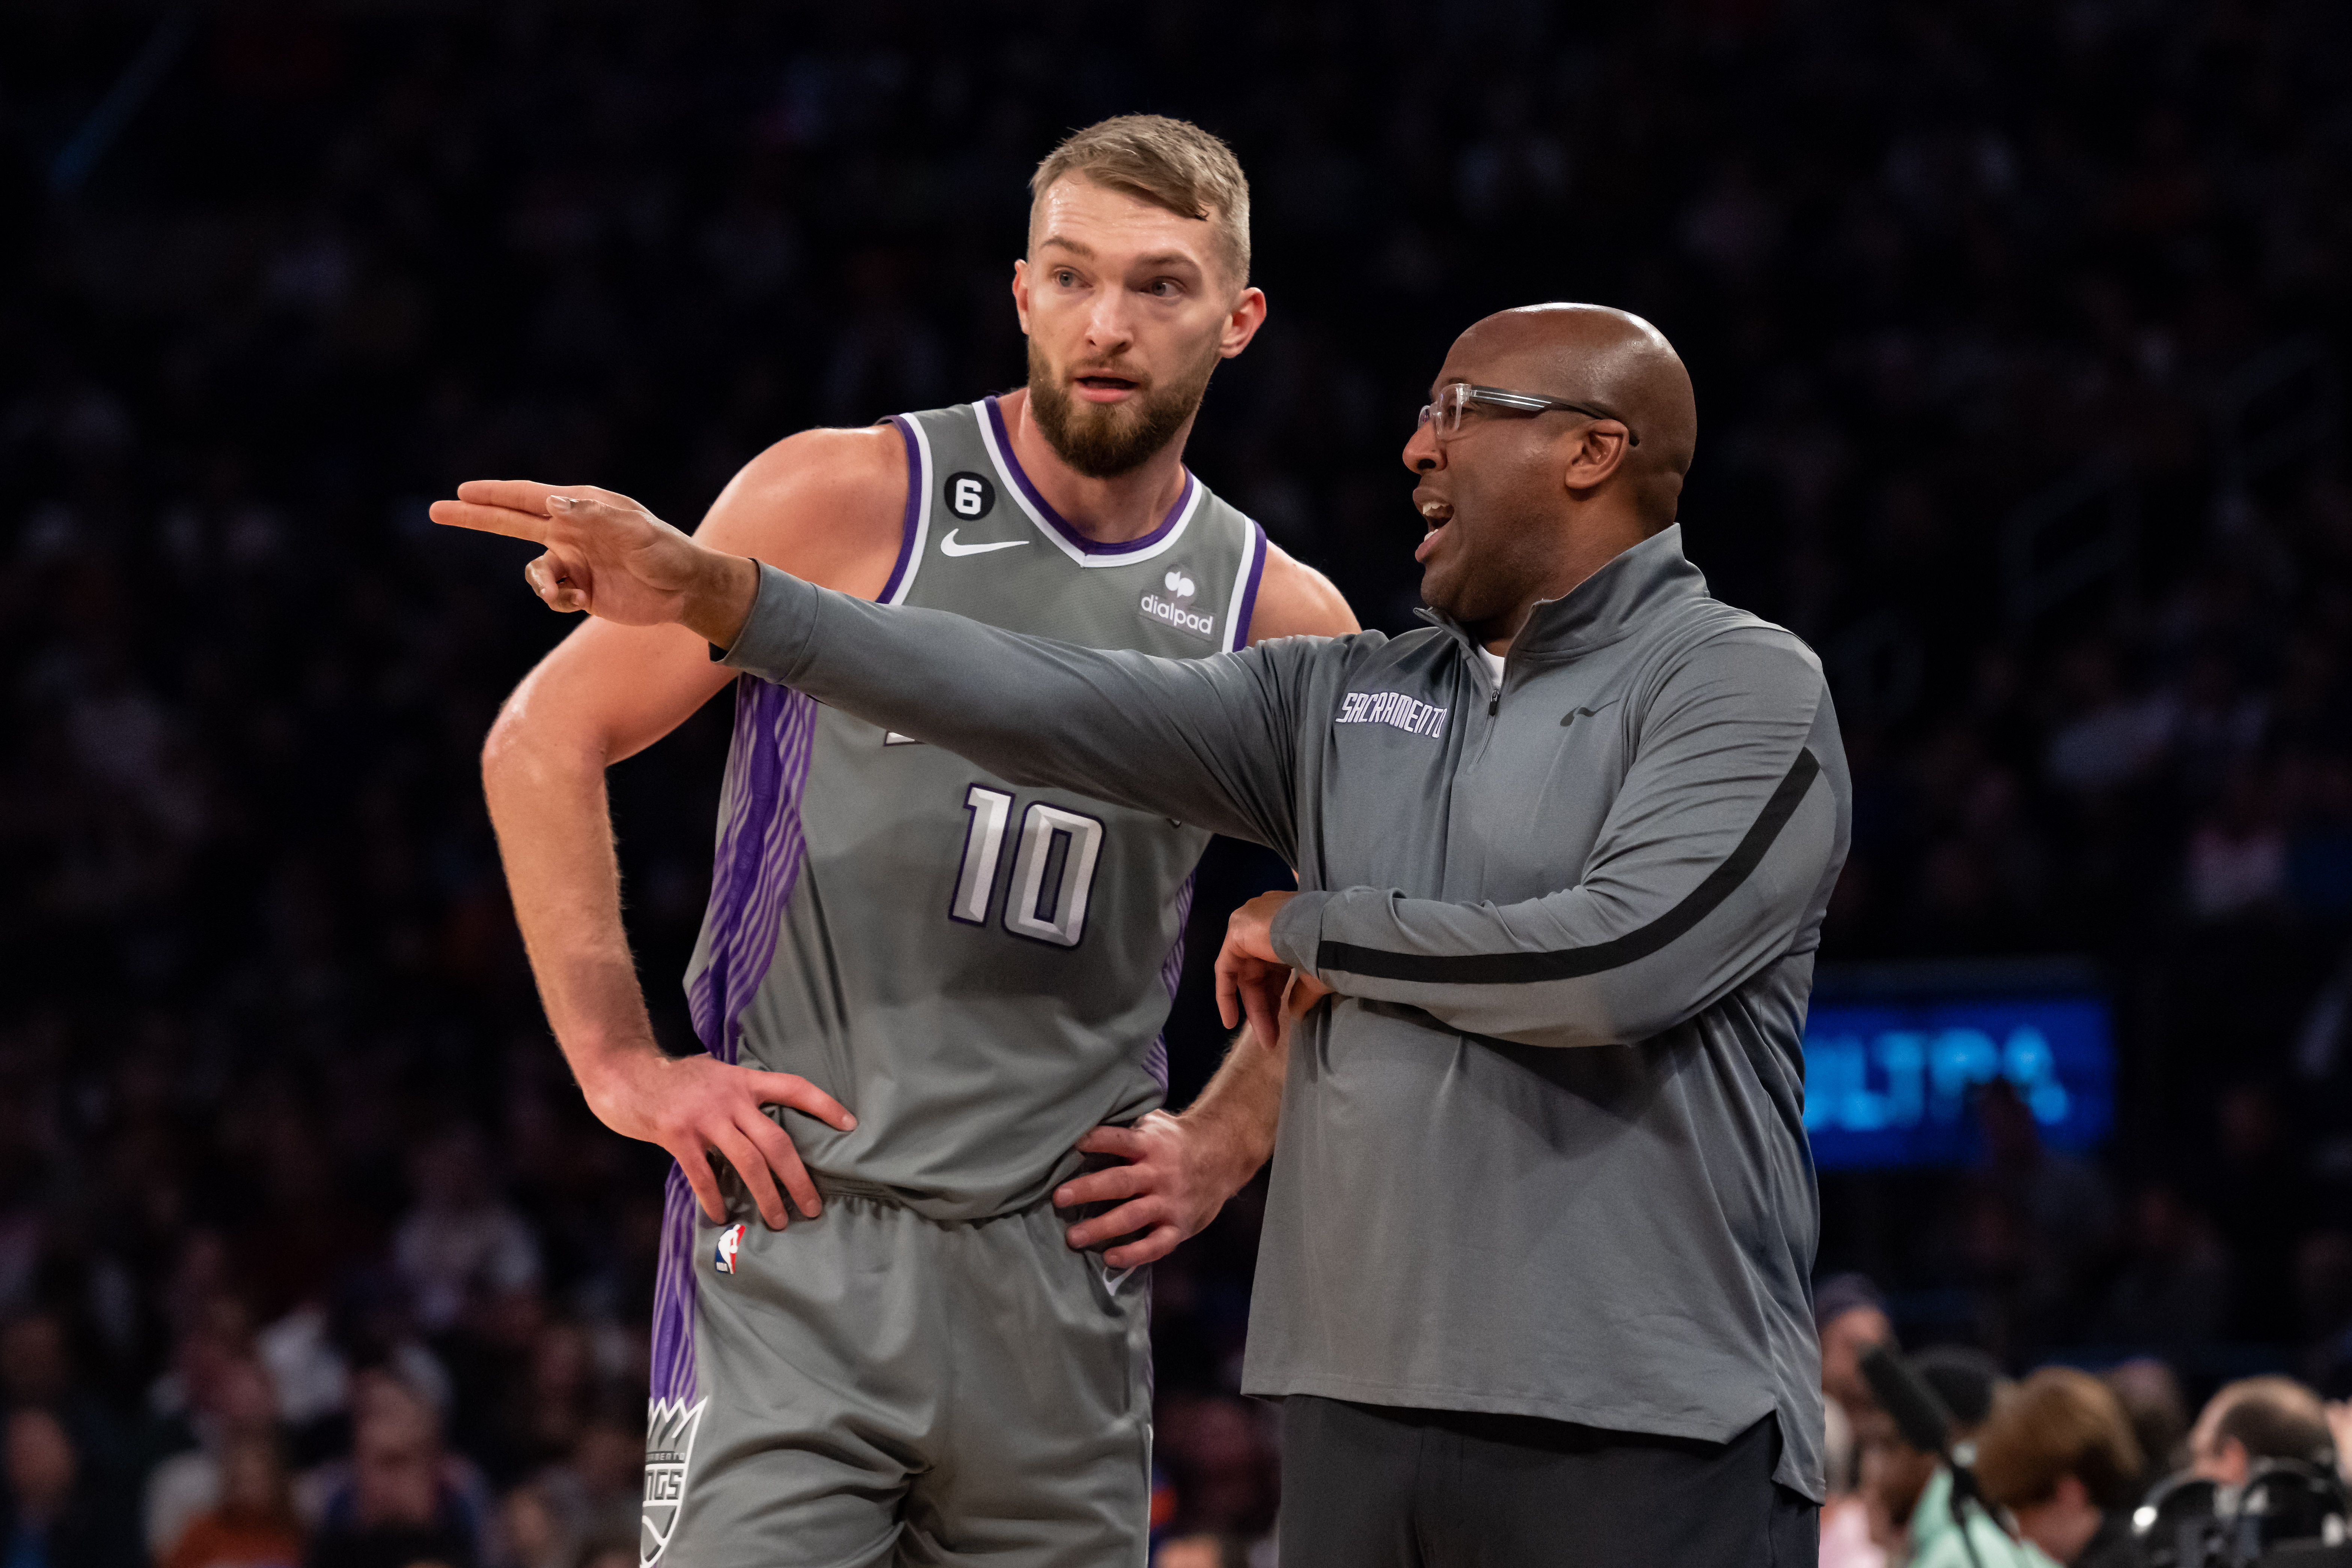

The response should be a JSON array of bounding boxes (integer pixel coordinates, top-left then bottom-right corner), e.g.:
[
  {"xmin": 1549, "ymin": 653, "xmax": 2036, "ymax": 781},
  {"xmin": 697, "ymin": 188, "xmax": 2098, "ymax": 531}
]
[{"xmin": 639, "ymin": 1183, "xmax": 1152, "ymax": 1568}]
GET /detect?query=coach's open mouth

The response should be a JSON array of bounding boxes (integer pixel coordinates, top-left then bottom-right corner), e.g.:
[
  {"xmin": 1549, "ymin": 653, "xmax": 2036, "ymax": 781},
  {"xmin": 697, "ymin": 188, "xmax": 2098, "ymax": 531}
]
[{"xmin": 1413, "ymin": 494, "xmax": 1454, "ymax": 562}]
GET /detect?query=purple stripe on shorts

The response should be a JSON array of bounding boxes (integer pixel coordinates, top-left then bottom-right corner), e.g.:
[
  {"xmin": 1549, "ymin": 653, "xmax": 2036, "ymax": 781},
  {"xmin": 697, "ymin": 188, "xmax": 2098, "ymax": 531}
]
[{"xmin": 649, "ymin": 1163, "xmax": 701, "ymax": 1403}]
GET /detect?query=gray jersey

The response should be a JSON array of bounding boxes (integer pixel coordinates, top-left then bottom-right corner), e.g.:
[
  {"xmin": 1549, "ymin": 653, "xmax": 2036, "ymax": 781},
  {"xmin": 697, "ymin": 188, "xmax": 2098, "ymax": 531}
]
[
  {"xmin": 649, "ymin": 396, "xmax": 1267, "ymax": 1410},
  {"xmin": 690, "ymin": 396, "xmax": 1266, "ymax": 1206},
  {"xmin": 718, "ymin": 524, "xmax": 1850, "ymax": 1500}
]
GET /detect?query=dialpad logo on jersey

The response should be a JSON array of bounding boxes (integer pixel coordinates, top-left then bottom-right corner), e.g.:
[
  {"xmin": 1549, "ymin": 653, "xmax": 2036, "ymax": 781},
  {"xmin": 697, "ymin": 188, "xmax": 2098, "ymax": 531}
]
[
  {"xmin": 1336, "ymin": 690, "xmax": 1450, "ymax": 739},
  {"xmin": 944, "ymin": 470, "xmax": 996, "ymax": 520},
  {"xmin": 641, "ymin": 1396, "xmax": 709, "ymax": 1567},
  {"xmin": 713, "ymin": 1223, "xmax": 743, "ymax": 1275},
  {"xmin": 1139, "ymin": 563, "xmax": 1217, "ymax": 642}
]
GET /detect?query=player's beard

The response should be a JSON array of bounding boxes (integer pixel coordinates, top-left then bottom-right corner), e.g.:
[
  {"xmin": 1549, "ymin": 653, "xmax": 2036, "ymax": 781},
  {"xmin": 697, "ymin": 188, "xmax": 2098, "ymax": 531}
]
[{"xmin": 1026, "ymin": 335, "xmax": 1220, "ymax": 480}]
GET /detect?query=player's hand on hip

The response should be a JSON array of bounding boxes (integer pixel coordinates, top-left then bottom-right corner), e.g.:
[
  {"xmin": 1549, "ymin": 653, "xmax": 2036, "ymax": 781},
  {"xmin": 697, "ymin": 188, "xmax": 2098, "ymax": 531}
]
[
  {"xmin": 580, "ymin": 1050, "xmax": 856, "ymax": 1229},
  {"xmin": 1057, "ymin": 1111, "xmax": 1234, "ymax": 1269},
  {"xmin": 1214, "ymin": 889, "xmax": 1305, "ymax": 1047},
  {"xmin": 428, "ymin": 480, "xmax": 758, "ymax": 645}
]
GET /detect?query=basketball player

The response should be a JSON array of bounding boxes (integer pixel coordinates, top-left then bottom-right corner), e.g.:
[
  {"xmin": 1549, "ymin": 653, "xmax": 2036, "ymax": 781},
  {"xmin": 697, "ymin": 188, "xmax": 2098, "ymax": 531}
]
[{"xmin": 437, "ymin": 118, "xmax": 1355, "ymax": 1565}]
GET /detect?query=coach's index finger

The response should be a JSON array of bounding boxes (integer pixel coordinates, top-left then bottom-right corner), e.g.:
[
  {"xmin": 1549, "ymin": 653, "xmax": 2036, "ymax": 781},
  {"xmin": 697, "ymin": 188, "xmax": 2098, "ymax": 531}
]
[{"xmin": 426, "ymin": 490, "xmax": 551, "ymax": 544}]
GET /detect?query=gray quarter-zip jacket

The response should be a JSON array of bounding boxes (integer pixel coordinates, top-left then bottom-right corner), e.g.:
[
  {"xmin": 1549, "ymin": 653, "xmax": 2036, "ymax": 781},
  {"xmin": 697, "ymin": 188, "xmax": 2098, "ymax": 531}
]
[{"xmin": 720, "ymin": 524, "xmax": 1849, "ymax": 1497}]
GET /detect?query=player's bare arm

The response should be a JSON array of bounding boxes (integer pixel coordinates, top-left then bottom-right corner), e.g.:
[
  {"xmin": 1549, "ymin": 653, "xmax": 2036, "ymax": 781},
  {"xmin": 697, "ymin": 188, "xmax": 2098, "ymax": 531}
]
[{"xmin": 431, "ymin": 426, "xmax": 904, "ymax": 1231}]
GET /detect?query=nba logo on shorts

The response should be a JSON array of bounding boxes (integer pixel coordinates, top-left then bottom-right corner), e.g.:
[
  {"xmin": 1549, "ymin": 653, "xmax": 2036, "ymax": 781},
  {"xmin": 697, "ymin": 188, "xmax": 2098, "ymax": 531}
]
[{"xmin": 713, "ymin": 1223, "xmax": 744, "ymax": 1275}]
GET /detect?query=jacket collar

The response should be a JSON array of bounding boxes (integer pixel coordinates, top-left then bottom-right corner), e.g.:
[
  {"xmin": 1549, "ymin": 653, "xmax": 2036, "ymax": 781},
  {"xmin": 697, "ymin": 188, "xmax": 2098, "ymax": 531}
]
[{"xmin": 1416, "ymin": 524, "xmax": 1710, "ymax": 667}]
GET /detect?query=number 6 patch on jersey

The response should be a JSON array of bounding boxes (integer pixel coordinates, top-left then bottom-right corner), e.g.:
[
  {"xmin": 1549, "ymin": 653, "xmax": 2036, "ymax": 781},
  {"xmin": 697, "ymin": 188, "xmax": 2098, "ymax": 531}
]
[{"xmin": 943, "ymin": 471, "xmax": 996, "ymax": 519}]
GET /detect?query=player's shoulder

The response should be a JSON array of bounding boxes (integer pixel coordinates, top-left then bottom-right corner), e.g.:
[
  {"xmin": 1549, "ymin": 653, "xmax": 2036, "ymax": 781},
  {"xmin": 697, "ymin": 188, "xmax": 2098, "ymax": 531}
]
[
  {"xmin": 1246, "ymin": 541, "xmax": 1359, "ymax": 643},
  {"xmin": 698, "ymin": 423, "xmax": 909, "ymax": 595},
  {"xmin": 719, "ymin": 424, "xmax": 906, "ymax": 517}
]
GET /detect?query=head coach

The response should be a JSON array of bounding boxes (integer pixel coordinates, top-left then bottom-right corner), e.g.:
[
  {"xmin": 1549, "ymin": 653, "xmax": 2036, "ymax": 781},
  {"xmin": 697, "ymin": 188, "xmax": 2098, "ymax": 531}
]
[{"xmin": 437, "ymin": 302, "xmax": 1852, "ymax": 1565}]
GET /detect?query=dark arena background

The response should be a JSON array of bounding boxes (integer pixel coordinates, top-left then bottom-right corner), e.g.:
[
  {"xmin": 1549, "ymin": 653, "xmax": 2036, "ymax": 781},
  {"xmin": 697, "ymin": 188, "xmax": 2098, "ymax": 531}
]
[{"xmin": 6, "ymin": 3, "xmax": 2352, "ymax": 1564}]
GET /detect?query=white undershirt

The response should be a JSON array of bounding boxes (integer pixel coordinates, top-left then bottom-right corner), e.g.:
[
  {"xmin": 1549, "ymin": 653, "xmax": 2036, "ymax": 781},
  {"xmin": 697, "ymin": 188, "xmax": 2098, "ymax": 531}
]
[{"xmin": 1478, "ymin": 646, "xmax": 1507, "ymax": 687}]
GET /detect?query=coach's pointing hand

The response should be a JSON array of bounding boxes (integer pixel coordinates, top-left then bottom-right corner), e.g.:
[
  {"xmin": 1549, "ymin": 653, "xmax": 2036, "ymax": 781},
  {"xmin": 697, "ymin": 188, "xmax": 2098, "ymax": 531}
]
[{"xmin": 429, "ymin": 480, "xmax": 759, "ymax": 648}]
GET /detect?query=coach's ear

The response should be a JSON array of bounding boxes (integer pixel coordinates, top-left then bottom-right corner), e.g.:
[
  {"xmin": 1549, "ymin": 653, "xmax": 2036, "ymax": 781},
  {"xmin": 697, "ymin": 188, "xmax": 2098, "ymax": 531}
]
[{"xmin": 1560, "ymin": 420, "xmax": 1635, "ymax": 497}]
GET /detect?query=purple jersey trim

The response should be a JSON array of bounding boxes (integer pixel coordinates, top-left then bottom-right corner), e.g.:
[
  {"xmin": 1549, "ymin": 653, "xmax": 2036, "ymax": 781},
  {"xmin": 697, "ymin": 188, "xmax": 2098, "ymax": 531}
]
[
  {"xmin": 657, "ymin": 676, "xmax": 820, "ymax": 1406},
  {"xmin": 1232, "ymin": 524, "xmax": 1269, "ymax": 649},
  {"xmin": 876, "ymin": 416, "xmax": 924, "ymax": 603},
  {"xmin": 984, "ymin": 395, "xmax": 1196, "ymax": 558},
  {"xmin": 684, "ymin": 678, "xmax": 821, "ymax": 1062}
]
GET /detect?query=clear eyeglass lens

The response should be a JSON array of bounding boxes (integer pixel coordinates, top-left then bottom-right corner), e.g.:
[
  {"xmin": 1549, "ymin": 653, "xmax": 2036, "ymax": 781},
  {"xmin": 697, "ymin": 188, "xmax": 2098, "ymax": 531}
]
[{"xmin": 1419, "ymin": 385, "xmax": 1468, "ymax": 440}]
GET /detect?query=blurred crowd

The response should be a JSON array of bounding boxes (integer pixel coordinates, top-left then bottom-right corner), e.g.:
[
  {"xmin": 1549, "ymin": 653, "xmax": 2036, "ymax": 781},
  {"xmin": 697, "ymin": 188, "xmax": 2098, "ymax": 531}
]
[
  {"xmin": 1816, "ymin": 1275, "xmax": 2352, "ymax": 1567},
  {"xmin": 5, "ymin": 0, "xmax": 2352, "ymax": 1560}
]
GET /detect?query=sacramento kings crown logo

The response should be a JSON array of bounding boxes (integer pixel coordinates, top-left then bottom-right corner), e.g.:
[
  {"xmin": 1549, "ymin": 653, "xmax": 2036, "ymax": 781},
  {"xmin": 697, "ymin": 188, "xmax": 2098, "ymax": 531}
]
[{"xmin": 640, "ymin": 1396, "xmax": 708, "ymax": 1567}]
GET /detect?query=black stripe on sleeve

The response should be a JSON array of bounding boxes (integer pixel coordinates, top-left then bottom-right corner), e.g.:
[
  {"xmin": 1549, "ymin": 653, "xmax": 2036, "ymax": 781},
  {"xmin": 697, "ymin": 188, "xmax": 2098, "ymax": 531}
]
[{"xmin": 1315, "ymin": 747, "xmax": 1822, "ymax": 985}]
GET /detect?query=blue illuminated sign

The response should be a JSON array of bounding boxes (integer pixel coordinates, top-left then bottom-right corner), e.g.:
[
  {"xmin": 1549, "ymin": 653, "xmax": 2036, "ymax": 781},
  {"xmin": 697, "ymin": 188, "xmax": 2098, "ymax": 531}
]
[{"xmin": 1802, "ymin": 987, "xmax": 2114, "ymax": 1170}]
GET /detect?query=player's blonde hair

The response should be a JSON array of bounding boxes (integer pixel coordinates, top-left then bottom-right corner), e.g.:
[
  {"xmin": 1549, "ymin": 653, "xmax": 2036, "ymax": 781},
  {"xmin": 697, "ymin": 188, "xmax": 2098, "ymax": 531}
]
[{"xmin": 1029, "ymin": 114, "xmax": 1251, "ymax": 287}]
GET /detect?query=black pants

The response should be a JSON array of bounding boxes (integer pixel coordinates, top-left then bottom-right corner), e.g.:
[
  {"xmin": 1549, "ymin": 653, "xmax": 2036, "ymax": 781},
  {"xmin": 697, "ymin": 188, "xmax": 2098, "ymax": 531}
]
[{"xmin": 1277, "ymin": 1396, "xmax": 1819, "ymax": 1568}]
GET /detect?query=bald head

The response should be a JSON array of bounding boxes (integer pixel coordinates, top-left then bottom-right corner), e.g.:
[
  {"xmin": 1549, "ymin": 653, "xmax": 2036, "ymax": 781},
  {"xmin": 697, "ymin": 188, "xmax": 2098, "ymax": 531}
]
[
  {"xmin": 1405, "ymin": 300, "xmax": 1700, "ymax": 648},
  {"xmin": 1453, "ymin": 303, "xmax": 1697, "ymax": 531}
]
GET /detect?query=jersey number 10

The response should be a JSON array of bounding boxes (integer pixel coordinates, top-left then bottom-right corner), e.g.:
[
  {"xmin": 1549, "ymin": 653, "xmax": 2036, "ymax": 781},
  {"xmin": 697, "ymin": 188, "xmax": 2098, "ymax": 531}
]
[{"xmin": 949, "ymin": 786, "xmax": 1105, "ymax": 948}]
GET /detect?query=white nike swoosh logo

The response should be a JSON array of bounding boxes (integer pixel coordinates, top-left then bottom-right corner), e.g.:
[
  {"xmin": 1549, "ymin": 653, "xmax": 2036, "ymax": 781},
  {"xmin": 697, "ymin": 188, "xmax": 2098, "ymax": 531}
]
[{"xmin": 939, "ymin": 529, "xmax": 1029, "ymax": 557}]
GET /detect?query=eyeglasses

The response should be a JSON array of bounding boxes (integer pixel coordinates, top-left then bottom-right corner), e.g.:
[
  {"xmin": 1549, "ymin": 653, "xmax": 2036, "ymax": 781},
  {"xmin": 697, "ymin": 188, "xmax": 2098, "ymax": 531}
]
[{"xmin": 1415, "ymin": 383, "xmax": 1640, "ymax": 446}]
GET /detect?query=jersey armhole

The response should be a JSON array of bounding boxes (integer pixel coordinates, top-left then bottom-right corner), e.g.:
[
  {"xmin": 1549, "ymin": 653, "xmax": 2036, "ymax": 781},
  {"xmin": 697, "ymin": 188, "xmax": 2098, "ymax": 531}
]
[
  {"xmin": 1226, "ymin": 522, "xmax": 1269, "ymax": 651},
  {"xmin": 877, "ymin": 414, "xmax": 934, "ymax": 606}
]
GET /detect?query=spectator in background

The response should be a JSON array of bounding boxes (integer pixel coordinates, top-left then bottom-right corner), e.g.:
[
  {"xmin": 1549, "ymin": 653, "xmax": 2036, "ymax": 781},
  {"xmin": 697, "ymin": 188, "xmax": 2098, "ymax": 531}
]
[
  {"xmin": 2207, "ymin": 1084, "xmax": 2313, "ymax": 1344},
  {"xmin": 2186, "ymin": 1375, "xmax": 2335, "ymax": 1485},
  {"xmin": 2095, "ymin": 1182, "xmax": 2234, "ymax": 1351},
  {"xmin": 493, "ymin": 1482, "xmax": 571, "ymax": 1568},
  {"xmin": 1153, "ymin": 1536, "xmax": 1250, "ymax": 1568},
  {"xmin": 2185, "ymin": 767, "xmax": 2290, "ymax": 921},
  {"xmin": 392, "ymin": 1129, "xmax": 541, "ymax": 1338},
  {"xmin": 1974, "ymin": 1367, "xmax": 2146, "ymax": 1568},
  {"xmin": 165, "ymin": 1434, "xmax": 305, "ymax": 1568},
  {"xmin": 0, "ymin": 1313, "xmax": 128, "ymax": 1502},
  {"xmin": 528, "ymin": 1413, "xmax": 639, "ymax": 1555},
  {"xmin": 2103, "ymin": 1359, "xmax": 2192, "ymax": 1490},
  {"xmin": 1910, "ymin": 1347, "xmax": 2005, "ymax": 1440},
  {"xmin": 1819, "ymin": 1274, "xmax": 1899, "ymax": 1439},
  {"xmin": 1861, "ymin": 1348, "xmax": 2048, "ymax": 1568},
  {"xmin": 146, "ymin": 1355, "xmax": 282, "ymax": 1562},
  {"xmin": 306, "ymin": 1377, "xmax": 486, "ymax": 1568},
  {"xmin": 0, "ymin": 1408, "xmax": 139, "ymax": 1568},
  {"xmin": 1966, "ymin": 1084, "xmax": 2115, "ymax": 1359},
  {"xmin": 1819, "ymin": 1275, "xmax": 1897, "ymax": 1568}
]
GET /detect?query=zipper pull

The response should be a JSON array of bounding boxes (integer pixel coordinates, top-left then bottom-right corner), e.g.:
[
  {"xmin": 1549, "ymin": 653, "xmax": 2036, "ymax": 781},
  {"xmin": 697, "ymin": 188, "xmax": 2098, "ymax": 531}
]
[{"xmin": 1488, "ymin": 693, "xmax": 1500, "ymax": 716}]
